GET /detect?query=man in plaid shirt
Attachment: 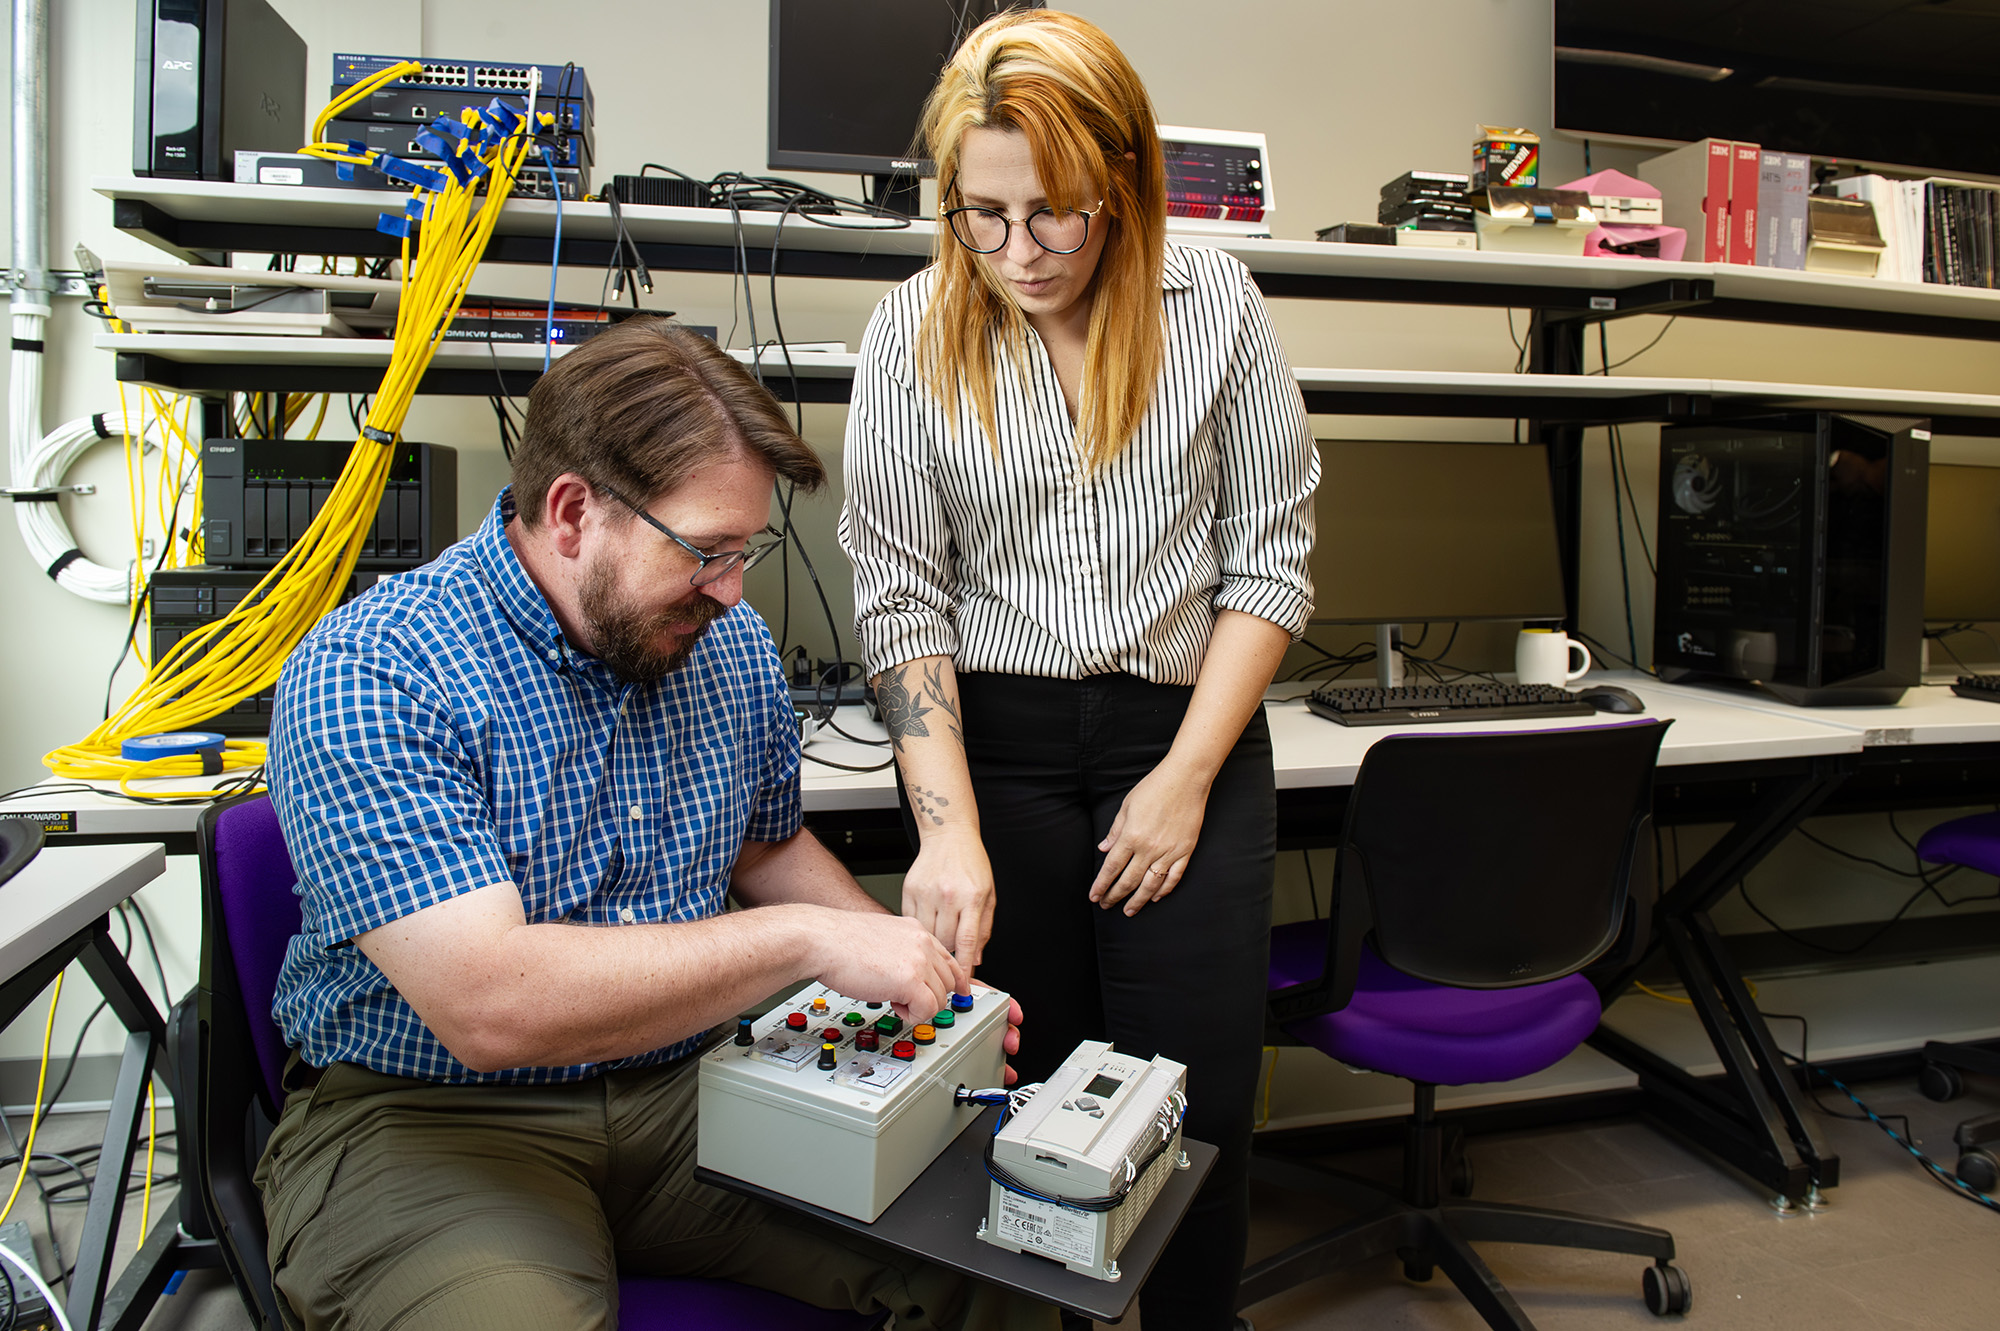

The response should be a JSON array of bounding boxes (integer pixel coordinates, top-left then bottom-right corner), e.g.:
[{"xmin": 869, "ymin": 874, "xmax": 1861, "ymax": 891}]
[{"xmin": 258, "ymin": 319, "xmax": 1043, "ymax": 1331}]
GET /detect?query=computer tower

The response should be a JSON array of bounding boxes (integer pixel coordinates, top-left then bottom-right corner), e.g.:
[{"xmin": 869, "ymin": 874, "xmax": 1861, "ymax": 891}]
[
  {"xmin": 1654, "ymin": 413, "xmax": 1929, "ymax": 705},
  {"xmin": 199, "ymin": 437, "xmax": 459, "ymax": 570},
  {"xmin": 133, "ymin": 0, "xmax": 307, "ymax": 179}
]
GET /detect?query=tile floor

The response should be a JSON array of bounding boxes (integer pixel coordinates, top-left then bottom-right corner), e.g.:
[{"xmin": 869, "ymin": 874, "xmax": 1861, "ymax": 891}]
[{"xmin": 4, "ymin": 1073, "xmax": 1993, "ymax": 1330}]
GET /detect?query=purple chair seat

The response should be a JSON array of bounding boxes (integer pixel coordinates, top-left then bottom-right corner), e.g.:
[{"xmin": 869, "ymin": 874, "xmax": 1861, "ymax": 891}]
[
  {"xmin": 1917, "ymin": 812, "xmax": 2000, "ymax": 878},
  {"xmin": 619, "ymin": 1277, "xmax": 884, "ymax": 1330},
  {"xmin": 1269, "ymin": 920, "xmax": 1604, "ymax": 1086}
]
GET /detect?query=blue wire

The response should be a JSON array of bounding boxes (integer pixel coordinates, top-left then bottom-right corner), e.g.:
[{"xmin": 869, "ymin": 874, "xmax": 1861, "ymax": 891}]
[
  {"xmin": 1819, "ymin": 1069, "xmax": 2000, "ymax": 1213},
  {"xmin": 539, "ymin": 145, "xmax": 563, "ymax": 375}
]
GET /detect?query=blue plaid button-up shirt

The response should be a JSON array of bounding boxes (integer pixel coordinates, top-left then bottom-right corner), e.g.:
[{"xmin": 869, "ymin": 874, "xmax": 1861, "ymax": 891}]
[{"xmin": 268, "ymin": 488, "xmax": 803, "ymax": 1083}]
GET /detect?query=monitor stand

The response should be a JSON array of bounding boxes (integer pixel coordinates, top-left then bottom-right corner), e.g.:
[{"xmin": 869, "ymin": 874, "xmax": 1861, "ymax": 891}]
[
  {"xmin": 867, "ymin": 171, "xmax": 923, "ymax": 218},
  {"xmin": 1375, "ymin": 623, "xmax": 1405, "ymax": 689}
]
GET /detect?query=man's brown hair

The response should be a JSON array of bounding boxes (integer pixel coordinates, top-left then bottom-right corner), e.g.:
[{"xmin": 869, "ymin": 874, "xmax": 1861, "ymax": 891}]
[{"xmin": 511, "ymin": 319, "xmax": 824, "ymax": 525}]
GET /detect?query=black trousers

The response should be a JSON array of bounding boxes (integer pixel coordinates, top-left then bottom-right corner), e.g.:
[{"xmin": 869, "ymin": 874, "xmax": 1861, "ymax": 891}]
[{"xmin": 902, "ymin": 672, "xmax": 1275, "ymax": 1331}]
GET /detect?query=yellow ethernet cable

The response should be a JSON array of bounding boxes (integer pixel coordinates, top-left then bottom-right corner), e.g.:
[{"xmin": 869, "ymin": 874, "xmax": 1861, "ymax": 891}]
[{"xmin": 46, "ymin": 63, "xmax": 550, "ymax": 797}]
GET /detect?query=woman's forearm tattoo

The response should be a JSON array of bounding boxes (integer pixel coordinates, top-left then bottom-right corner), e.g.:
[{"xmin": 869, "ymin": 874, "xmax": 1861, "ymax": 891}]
[
  {"xmin": 921, "ymin": 660, "xmax": 965, "ymax": 748},
  {"xmin": 909, "ymin": 783, "xmax": 950, "ymax": 825},
  {"xmin": 877, "ymin": 664, "xmax": 932, "ymax": 751}
]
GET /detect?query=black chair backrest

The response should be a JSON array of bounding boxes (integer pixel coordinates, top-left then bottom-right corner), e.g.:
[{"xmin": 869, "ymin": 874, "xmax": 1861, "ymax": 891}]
[{"xmin": 1340, "ymin": 720, "xmax": 1669, "ymax": 989}]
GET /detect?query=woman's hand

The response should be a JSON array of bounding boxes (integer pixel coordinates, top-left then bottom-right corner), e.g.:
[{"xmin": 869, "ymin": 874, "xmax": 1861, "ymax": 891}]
[
  {"xmin": 1089, "ymin": 760, "xmax": 1211, "ymax": 915},
  {"xmin": 902, "ymin": 825, "xmax": 997, "ymax": 968}
]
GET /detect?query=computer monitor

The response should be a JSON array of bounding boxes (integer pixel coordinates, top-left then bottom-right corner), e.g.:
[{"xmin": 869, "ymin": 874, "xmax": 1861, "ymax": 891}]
[
  {"xmin": 767, "ymin": 0, "xmax": 1036, "ymax": 216},
  {"xmin": 1308, "ymin": 439, "xmax": 1570, "ymax": 627},
  {"xmin": 1926, "ymin": 463, "xmax": 2000, "ymax": 622}
]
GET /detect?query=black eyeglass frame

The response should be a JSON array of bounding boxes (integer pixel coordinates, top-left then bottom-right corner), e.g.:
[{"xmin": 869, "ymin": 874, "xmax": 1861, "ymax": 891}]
[
  {"xmin": 939, "ymin": 176, "xmax": 1105, "ymax": 256},
  {"xmin": 598, "ymin": 484, "xmax": 785, "ymax": 588}
]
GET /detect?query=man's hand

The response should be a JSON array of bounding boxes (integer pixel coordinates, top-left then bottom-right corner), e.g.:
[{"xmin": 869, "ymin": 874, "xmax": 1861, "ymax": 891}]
[
  {"xmin": 1089, "ymin": 759, "xmax": 1211, "ymax": 916},
  {"xmin": 809, "ymin": 910, "xmax": 970, "ymax": 1022},
  {"xmin": 901, "ymin": 826, "xmax": 996, "ymax": 967}
]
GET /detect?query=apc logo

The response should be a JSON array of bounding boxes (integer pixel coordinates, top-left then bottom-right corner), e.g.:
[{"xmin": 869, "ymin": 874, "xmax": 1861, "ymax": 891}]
[
  {"xmin": 161, "ymin": 59, "xmax": 194, "ymax": 71},
  {"xmin": 261, "ymin": 92, "xmax": 282, "ymax": 120}
]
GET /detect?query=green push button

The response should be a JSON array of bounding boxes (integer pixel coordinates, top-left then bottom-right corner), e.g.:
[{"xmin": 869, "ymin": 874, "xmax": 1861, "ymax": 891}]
[
  {"xmin": 841, "ymin": 1012, "xmax": 866, "ymax": 1027},
  {"xmin": 932, "ymin": 1009, "xmax": 956, "ymax": 1028},
  {"xmin": 874, "ymin": 1014, "xmax": 903, "ymax": 1037}
]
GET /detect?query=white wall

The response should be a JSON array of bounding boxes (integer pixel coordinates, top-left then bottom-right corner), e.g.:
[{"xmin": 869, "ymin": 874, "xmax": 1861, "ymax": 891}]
[{"xmin": 5, "ymin": 1, "xmax": 1997, "ymax": 1077}]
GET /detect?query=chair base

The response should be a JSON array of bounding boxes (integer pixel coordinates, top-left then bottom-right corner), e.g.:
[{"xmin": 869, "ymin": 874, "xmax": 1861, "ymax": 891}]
[{"xmin": 1240, "ymin": 1086, "xmax": 1691, "ymax": 1331}]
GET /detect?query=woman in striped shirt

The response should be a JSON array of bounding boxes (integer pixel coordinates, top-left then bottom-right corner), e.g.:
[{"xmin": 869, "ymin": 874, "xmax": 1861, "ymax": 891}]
[{"xmin": 839, "ymin": 13, "xmax": 1317, "ymax": 1326}]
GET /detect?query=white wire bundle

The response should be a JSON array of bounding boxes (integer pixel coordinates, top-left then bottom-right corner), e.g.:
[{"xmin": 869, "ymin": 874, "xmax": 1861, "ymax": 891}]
[
  {"xmin": 12, "ymin": 411, "xmax": 167, "ymax": 604},
  {"xmin": 8, "ymin": 304, "xmax": 50, "ymax": 484}
]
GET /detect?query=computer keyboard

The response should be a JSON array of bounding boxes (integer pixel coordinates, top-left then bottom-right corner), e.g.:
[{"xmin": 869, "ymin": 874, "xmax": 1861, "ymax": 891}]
[
  {"xmin": 1306, "ymin": 682, "xmax": 1598, "ymax": 727},
  {"xmin": 1952, "ymin": 674, "xmax": 2000, "ymax": 704}
]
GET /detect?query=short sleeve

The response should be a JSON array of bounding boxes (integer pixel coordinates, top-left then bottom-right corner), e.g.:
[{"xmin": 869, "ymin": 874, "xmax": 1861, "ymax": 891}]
[
  {"xmin": 269, "ymin": 631, "xmax": 514, "ymax": 946},
  {"xmin": 839, "ymin": 289, "xmax": 963, "ymax": 675},
  {"xmin": 1210, "ymin": 267, "xmax": 1319, "ymax": 637}
]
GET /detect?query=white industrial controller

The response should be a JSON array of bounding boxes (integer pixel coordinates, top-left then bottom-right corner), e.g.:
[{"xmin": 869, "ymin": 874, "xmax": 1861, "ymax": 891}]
[
  {"xmin": 980, "ymin": 1041, "xmax": 1189, "ymax": 1280},
  {"xmin": 698, "ymin": 980, "xmax": 1010, "ymax": 1222}
]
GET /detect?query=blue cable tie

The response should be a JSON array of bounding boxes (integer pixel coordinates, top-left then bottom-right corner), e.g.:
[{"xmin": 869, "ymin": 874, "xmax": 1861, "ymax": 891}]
[
  {"xmin": 428, "ymin": 114, "xmax": 468, "ymax": 142},
  {"xmin": 374, "ymin": 154, "xmax": 448, "ymax": 194},
  {"xmin": 404, "ymin": 197, "xmax": 426, "ymax": 220},
  {"xmin": 336, "ymin": 161, "xmax": 356, "ymax": 182},
  {"xmin": 376, "ymin": 213, "xmax": 417, "ymax": 238}
]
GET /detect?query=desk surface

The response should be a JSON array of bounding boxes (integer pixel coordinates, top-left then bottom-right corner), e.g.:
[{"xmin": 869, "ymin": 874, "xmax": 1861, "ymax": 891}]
[
  {"xmin": 0, "ymin": 842, "xmax": 167, "ymax": 983},
  {"xmin": 697, "ymin": 1108, "xmax": 1217, "ymax": 1323},
  {"xmin": 1643, "ymin": 675, "xmax": 2000, "ymax": 748}
]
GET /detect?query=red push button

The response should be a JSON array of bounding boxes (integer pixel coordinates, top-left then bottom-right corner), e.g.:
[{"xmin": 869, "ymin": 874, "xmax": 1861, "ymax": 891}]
[
  {"xmin": 821, "ymin": 1027, "xmax": 843, "ymax": 1044},
  {"xmin": 891, "ymin": 1040, "xmax": 916, "ymax": 1061},
  {"xmin": 855, "ymin": 1031, "xmax": 879, "ymax": 1052},
  {"xmin": 786, "ymin": 1012, "xmax": 809, "ymax": 1030}
]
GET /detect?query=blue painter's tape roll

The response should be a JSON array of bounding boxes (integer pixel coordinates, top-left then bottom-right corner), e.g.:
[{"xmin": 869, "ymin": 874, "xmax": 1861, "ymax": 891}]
[{"xmin": 121, "ymin": 731, "xmax": 227, "ymax": 775}]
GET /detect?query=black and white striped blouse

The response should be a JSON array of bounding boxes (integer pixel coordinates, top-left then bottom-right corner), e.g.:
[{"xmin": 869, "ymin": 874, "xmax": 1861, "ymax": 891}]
[{"xmin": 838, "ymin": 241, "xmax": 1319, "ymax": 685}]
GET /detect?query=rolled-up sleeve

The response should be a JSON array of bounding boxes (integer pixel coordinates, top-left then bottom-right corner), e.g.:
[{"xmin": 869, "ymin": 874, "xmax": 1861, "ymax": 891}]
[
  {"xmin": 270, "ymin": 631, "xmax": 511, "ymax": 946},
  {"xmin": 839, "ymin": 298, "xmax": 963, "ymax": 675},
  {"xmin": 1211, "ymin": 269, "xmax": 1319, "ymax": 638}
]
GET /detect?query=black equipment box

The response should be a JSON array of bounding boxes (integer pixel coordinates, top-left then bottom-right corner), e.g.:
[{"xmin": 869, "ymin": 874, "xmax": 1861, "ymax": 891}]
[
  {"xmin": 1379, "ymin": 171, "xmax": 1469, "ymax": 208},
  {"xmin": 199, "ymin": 438, "xmax": 458, "ymax": 570},
  {"xmin": 339, "ymin": 85, "xmax": 590, "ymax": 135},
  {"xmin": 1654, "ymin": 413, "xmax": 1930, "ymax": 706},
  {"xmin": 331, "ymin": 53, "xmax": 594, "ymax": 118},
  {"xmin": 133, "ymin": 0, "xmax": 307, "ymax": 179},
  {"xmin": 324, "ymin": 118, "xmax": 593, "ymax": 169},
  {"xmin": 148, "ymin": 567, "xmax": 380, "ymax": 733}
]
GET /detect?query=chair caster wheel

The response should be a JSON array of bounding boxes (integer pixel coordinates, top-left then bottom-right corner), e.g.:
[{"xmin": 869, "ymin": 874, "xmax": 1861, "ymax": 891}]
[
  {"xmin": 1919, "ymin": 1062, "xmax": 1964, "ymax": 1103},
  {"xmin": 1643, "ymin": 1262, "xmax": 1691, "ymax": 1316},
  {"xmin": 1397, "ymin": 1247, "xmax": 1435, "ymax": 1282},
  {"xmin": 1958, "ymin": 1149, "xmax": 1998, "ymax": 1195},
  {"xmin": 1448, "ymin": 1153, "xmax": 1475, "ymax": 1198}
]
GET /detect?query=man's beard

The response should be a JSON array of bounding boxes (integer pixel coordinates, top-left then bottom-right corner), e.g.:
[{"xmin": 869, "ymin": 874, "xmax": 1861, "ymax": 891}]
[{"xmin": 577, "ymin": 558, "xmax": 725, "ymax": 684}]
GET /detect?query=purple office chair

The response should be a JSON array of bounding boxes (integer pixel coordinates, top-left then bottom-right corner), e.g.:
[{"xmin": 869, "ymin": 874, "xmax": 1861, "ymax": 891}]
[
  {"xmin": 192, "ymin": 794, "xmax": 883, "ymax": 1330},
  {"xmin": 1912, "ymin": 814, "xmax": 2000, "ymax": 1194},
  {"xmin": 1238, "ymin": 721, "xmax": 1691, "ymax": 1329}
]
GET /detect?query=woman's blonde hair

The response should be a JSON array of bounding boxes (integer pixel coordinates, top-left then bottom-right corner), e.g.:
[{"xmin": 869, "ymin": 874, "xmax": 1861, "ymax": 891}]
[{"xmin": 915, "ymin": 9, "xmax": 1166, "ymax": 471}]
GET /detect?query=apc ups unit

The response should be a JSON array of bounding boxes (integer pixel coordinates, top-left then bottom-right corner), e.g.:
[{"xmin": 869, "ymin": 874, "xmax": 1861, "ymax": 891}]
[
  {"xmin": 1654, "ymin": 413, "xmax": 1929, "ymax": 706},
  {"xmin": 199, "ymin": 438, "xmax": 458, "ymax": 570},
  {"xmin": 133, "ymin": 0, "xmax": 306, "ymax": 179},
  {"xmin": 148, "ymin": 568, "xmax": 379, "ymax": 734}
]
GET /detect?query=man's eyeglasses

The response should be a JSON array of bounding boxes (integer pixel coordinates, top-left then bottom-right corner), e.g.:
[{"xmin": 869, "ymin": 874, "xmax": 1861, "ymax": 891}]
[
  {"xmin": 599, "ymin": 485, "xmax": 784, "ymax": 588},
  {"xmin": 941, "ymin": 184, "xmax": 1104, "ymax": 256}
]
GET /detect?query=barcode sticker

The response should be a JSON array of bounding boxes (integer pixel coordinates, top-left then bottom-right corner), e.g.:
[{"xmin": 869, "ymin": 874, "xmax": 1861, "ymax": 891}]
[{"xmin": 995, "ymin": 1190, "xmax": 1097, "ymax": 1267}]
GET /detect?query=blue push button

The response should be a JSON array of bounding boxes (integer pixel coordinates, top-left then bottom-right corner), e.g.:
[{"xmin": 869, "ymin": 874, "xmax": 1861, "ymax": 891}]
[{"xmin": 949, "ymin": 993, "xmax": 976, "ymax": 1013}]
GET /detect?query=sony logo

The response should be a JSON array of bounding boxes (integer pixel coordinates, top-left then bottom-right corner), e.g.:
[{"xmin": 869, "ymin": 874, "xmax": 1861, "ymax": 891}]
[
  {"xmin": 890, "ymin": 159, "xmax": 920, "ymax": 170},
  {"xmin": 1413, "ymin": 710, "xmax": 1440, "ymax": 717},
  {"xmin": 160, "ymin": 59, "xmax": 194, "ymax": 71}
]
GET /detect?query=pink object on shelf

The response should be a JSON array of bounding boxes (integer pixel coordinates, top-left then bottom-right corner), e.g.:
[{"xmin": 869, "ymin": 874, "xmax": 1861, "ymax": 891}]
[{"xmin": 1559, "ymin": 169, "xmax": 1687, "ymax": 262}]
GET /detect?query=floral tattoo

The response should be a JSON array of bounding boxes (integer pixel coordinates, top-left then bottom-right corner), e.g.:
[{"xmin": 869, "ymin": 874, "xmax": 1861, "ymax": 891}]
[{"xmin": 877, "ymin": 664, "xmax": 932, "ymax": 752}]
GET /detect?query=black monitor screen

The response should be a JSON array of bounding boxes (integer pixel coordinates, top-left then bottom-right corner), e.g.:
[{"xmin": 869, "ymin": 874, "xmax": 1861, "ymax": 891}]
[
  {"xmin": 1309, "ymin": 441, "xmax": 1569, "ymax": 626},
  {"xmin": 768, "ymin": 1, "xmax": 1030, "ymax": 178},
  {"xmin": 1926, "ymin": 464, "xmax": 2000, "ymax": 622}
]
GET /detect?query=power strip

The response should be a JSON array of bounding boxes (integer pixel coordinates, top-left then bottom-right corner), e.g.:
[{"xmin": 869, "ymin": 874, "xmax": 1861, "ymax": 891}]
[
  {"xmin": 699, "ymin": 980, "xmax": 1009, "ymax": 1221},
  {"xmin": 0, "ymin": 1218, "xmax": 54, "ymax": 1330}
]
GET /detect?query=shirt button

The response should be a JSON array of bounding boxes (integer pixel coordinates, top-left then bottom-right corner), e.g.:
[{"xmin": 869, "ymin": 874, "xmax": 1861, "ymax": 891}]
[
  {"xmin": 619, "ymin": 907, "xmax": 636, "ymax": 923},
  {"xmin": 629, "ymin": 804, "xmax": 644, "ymax": 821}
]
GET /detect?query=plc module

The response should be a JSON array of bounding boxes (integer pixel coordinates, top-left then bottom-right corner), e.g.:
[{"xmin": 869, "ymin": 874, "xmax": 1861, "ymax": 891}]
[
  {"xmin": 698, "ymin": 980, "xmax": 1010, "ymax": 1222},
  {"xmin": 980, "ymin": 1041, "xmax": 1188, "ymax": 1280}
]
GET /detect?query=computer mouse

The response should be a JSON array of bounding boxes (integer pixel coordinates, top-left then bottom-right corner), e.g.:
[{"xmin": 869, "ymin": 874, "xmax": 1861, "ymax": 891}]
[{"xmin": 1578, "ymin": 684, "xmax": 1646, "ymax": 714}]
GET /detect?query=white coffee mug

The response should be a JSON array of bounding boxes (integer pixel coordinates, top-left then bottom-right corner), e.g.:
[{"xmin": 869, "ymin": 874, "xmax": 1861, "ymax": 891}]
[{"xmin": 1516, "ymin": 628, "xmax": 1592, "ymax": 688}]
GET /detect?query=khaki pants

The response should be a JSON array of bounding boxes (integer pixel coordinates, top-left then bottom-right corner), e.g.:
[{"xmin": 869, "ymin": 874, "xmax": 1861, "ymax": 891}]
[{"xmin": 253, "ymin": 1040, "xmax": 1059, "ymax": 1331}]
